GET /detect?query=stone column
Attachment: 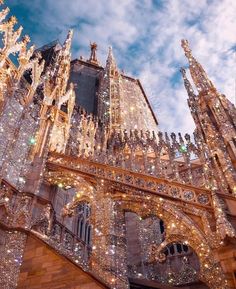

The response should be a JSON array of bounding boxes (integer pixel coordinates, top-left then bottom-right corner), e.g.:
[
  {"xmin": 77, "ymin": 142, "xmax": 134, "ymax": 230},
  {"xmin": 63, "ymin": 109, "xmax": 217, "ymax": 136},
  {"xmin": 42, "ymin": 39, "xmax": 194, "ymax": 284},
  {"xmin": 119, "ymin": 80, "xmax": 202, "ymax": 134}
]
[
  {"xmin": 90, "ymin": 180, "xmax": 129, "ymax": 289},
  {"xmin": 213, "ymin": 244, "xmax": 236, "ymax": 289},
  {"xmin": 0, "ymin": 229, "xmax": 27, "ymax": 289}
]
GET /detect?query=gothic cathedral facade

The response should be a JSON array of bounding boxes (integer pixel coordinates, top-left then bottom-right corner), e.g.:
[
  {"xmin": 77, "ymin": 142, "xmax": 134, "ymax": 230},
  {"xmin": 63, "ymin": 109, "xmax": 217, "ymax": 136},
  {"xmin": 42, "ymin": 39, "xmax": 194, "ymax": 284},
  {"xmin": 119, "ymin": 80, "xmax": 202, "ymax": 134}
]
[{"xmin": 0, "ymin": 2, "xmax": 235, "ymax": 289}]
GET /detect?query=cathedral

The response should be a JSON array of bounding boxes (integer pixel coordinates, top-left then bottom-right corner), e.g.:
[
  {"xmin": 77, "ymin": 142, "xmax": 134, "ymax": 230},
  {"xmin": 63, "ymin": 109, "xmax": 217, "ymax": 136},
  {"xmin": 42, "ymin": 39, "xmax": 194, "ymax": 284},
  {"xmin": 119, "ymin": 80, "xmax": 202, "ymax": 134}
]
[{"xmin": 0, "ymin": 1, "xmax": 236, "ymax": 289}]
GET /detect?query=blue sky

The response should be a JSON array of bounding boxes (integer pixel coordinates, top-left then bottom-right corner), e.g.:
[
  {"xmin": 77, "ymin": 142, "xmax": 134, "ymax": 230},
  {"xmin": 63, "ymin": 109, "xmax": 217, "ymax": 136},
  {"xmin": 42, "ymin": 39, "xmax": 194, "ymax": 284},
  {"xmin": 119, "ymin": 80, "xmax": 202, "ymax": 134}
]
[{"xmin": 6, "ymin": 0, "xmax": 236, "ymax": 133}]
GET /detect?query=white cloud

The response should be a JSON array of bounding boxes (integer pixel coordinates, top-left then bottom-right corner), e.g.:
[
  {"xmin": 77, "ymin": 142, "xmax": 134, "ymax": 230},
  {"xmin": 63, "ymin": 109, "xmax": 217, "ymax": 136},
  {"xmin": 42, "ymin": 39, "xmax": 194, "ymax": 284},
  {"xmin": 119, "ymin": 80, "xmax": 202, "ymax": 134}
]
[{"xmin": 8, "ymin": 0, "xmax": 236, "ymax": 133}]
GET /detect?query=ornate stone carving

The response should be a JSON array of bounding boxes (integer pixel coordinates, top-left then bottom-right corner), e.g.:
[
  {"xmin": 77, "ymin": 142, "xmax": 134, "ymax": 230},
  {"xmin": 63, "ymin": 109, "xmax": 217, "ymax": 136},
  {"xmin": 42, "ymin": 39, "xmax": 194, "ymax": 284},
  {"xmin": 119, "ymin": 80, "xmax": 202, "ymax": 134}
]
[{"xmin": 0, "ymin": 4, "xmax": 235, "ymax": 289}]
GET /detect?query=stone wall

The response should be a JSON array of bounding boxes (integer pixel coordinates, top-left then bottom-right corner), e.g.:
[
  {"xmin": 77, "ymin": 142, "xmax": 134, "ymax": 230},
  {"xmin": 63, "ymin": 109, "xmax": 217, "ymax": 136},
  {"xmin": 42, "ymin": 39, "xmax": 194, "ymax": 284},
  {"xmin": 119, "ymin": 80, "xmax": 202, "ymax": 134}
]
[{"xmin": 17, "ymin": 235, "xmax": 107, "ymax": 289}]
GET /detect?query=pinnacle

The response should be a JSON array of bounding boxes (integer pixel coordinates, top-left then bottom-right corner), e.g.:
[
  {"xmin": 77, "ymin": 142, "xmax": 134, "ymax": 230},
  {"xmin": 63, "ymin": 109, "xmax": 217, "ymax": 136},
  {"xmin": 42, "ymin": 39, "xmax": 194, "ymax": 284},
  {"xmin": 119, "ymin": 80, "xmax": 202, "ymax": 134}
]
[
  {"xmin": 64, "ymin": 29, "xmax": 73, "ymax": 45},
  {"xmin": 181, "ymin": 39, "xmax": 192, "ymax": 58},
  {"xmin": 107, "ymin": 46, "xmax": 114, "ymax": 60},
  {"xmin": 106, "ymin": 45, "xmax": 117, "ymax": 69}
]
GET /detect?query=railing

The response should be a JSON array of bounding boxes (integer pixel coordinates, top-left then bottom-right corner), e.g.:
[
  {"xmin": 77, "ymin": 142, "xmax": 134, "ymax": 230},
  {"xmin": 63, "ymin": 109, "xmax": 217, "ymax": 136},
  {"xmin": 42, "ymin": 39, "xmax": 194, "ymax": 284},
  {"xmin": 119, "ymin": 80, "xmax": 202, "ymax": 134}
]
[
  {"xmin": 47, "ymin": 152, "xmax": 212, "ymax": 208},
  {"xmin": 0, "ymin": 179, "xmax": 90, "ymax": 270}
]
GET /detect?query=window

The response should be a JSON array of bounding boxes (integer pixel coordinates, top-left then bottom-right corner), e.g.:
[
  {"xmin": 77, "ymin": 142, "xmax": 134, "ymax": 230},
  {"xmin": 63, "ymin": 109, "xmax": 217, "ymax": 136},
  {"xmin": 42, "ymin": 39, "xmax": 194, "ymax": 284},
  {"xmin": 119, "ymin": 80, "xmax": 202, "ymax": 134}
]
[
  {"xmin": 169, "ymin": 245, "xmax": 175, "ymax": 255},
  {"xmin": 85, "ymin": 223, "xmax": 91, "ymax": 245},
  {"xmin": 160, "ymin": 219, "xmax": 165, "ymax": 234},
  {"xmin": 183, "ymin": 244, "xmax": 188, "ymax": 252},
  {"xmin": 87, "ymin": 225, "xmax": 91, "ymax": 245},
  {"xmin": 176, "ymin": 243, "xmax": 182, "ymax": 254},
  {"xmin": 78, "ymin": 218, "xmax": 84, "ymax": 239}
]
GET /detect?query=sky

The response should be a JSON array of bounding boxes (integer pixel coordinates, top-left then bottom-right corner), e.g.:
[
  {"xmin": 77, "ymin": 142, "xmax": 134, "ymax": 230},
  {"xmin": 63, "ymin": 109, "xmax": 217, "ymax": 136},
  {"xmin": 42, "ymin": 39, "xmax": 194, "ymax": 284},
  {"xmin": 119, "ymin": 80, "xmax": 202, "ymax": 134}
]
[{"xmin": 5, "ymin": 0, "xmax": 236, "ymax": 133}]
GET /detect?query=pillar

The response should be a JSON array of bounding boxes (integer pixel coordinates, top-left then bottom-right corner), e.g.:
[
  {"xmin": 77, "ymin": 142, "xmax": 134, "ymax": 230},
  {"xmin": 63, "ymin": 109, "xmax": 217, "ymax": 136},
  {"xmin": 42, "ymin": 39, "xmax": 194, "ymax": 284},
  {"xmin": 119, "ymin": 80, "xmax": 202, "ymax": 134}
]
[{"xmin": 90, "ymin": 180, "xmax": 129, "ymax": 289}]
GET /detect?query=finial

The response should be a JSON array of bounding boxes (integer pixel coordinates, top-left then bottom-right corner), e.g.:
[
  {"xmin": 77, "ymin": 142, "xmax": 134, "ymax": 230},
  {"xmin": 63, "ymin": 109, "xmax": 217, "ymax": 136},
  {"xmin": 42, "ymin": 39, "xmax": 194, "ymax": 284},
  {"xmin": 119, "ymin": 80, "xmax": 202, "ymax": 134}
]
[
  {"xmin": 22, "ymin": 35, "xmax": 31, "ymax": 44},
  {"xmin": 107, "ymin": 46, "xmax": 114, "ymax": 60},
  {"xmin": 65, "ymin": 29, "xmax": 73, "ymax": 44},
  {"xmin": 62, "ymin": 29, "xmax": 73, "ymax": 50},
  {"xmin": 106, "ymin": 45, "xmax": 118, "ymax": 72},
  {"xmin": 181, "ymin": 39, "xmax": 192, "ymax": 58},
  {"xmin": 8, "ymin": 15, "xmax": 17, "ymax": 26},
  {"xmin": 88, "ymin": 42, "xmax": 99, "ymax": 65},
  {"xmin": 67, "ymin": 29, "xmax": 73, "ymax": 38},
  {"xmin": 59, "ymin": 29, "xmax": 73, "ymax": 59}
]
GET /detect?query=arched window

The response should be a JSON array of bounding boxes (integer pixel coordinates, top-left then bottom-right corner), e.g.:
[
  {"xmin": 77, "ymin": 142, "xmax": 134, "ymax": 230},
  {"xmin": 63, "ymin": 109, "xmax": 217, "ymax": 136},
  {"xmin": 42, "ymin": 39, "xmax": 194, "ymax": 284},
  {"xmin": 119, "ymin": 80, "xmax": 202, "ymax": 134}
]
[
  {"xmin": 87, "ymin": 225, "xmax": 91, "ymax": 245},
  {"xmin": 160, "ymin": 219, "xmax": 165, "ymax": 234},
  {"xmin": 84, "ymin": 222, "xmax": 88, "ymax": 242},
  {"xmin": 84, "ymin": 223, "xmax": 92, "ymax": 244},
  {"xmin": 77, "ymin": 218, "xmax": 81, "ymax": 238},
  {"xmin": 183, "ymin": 244, "xmax": 188, "ymax": 252},
  {"xmin": 79, "ymin": 218, "xmax": 84, "ymax": 239},
  {"xmin": 176, "ymin": 243, "xmax": 182, "ymax": 254},
  {"xmin": 169, "ymin": 244, "xmax": 175, "ymax": 255},
  {"xmin": 164, "ymin": 247, "xmax": 169, "ymax": 256}
]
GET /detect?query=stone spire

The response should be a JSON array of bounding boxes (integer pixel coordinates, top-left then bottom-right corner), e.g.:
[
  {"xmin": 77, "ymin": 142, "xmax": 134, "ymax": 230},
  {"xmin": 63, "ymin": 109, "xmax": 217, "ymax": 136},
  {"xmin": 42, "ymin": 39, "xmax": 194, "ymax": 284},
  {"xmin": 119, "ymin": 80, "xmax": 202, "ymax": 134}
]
[
  {"xmin": 180, "ymin": 67, "xmax": 198, "ymax": 116},
  {"xmin": 181, "ymin": 39, "xmax": 215, "ymax": 93},
  {"xmin": 56, "ymin": 29, "xmax": 73, "ymax": 97},
  {"xmin": 0, "ymin": 16, "xmax": 23, "ymax": 68},
  {"xmin": 106, "ymin": 46, "xmax": 119, "ymax": 76},
  {"xmin": 181, "ymin": 40, "xmax": 236, "ymax": 196},
  {"xmin": 44, "ymin": 29, "xmax": 73, "ymax": 105},
  {"xmin": 180, "ymin": 67, "xmax": 196, "ymax": 101},
  {"xmin": 43, "ymin": 30, "xmax": 75, "ymax": 153},
  {"xmin": 29, "ymin": 30, "xmax": 74, "ymax": 161},
  {"xmin": 63, "ymin": 29, "xmax": 73, "ymax": 56},
  {"xmin": 97, "ymin": 46, "xmax": 121, "ymax": 129},
  {"xmin": 180, "ymin": 67, "xmax": 202, "ymax": 135}
]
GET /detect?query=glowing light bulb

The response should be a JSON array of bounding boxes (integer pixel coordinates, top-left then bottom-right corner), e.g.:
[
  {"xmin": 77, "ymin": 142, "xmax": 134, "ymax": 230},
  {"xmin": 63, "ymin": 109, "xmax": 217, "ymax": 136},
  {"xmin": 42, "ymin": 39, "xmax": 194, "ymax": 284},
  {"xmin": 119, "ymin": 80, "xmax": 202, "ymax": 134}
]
[
  {"xmin": 29, "ymin": 137, "xmax": 36, "ymax": 145},
  {"xmin": 179, "ymin": 145, "xmax": 187, "ymax": 153},
  {"xmin": 18, "ymin": 177, "xmax": 25, "ymax": 183}
]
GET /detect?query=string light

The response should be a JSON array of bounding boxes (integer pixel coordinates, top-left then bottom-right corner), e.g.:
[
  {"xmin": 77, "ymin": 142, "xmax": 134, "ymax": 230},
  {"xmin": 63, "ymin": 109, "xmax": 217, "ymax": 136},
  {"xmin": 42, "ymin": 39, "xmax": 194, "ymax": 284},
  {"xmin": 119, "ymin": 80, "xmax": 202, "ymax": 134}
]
[
  {"xmin": 0, "ymin": 2, "xmax": 234, "ymax": 289},
  {"xmin": 29, "ymin": 137, "xmax": 36, "ymax": 145}
]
